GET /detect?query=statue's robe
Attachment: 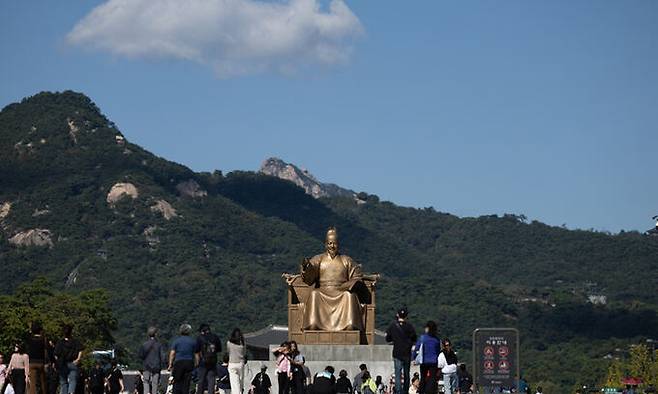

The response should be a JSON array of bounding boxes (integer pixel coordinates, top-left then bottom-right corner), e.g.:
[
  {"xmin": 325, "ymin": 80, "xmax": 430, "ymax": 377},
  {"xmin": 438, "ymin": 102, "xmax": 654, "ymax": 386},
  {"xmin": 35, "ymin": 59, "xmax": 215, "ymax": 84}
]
[{"xmin": 300, "ymin": 253, "xmax": 364, "ymax": 331}]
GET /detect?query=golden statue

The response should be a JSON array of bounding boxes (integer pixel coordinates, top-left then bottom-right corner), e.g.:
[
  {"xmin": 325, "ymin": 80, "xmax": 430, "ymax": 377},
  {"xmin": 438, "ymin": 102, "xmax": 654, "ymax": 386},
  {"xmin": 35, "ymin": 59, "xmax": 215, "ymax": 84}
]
[
  {"xmin": 299, "ymin": 227, "xmax": 364, "ymax": 331},
  {"xmin": 283, "ymin": 227, "xmax": 379, "ymax": 344}
]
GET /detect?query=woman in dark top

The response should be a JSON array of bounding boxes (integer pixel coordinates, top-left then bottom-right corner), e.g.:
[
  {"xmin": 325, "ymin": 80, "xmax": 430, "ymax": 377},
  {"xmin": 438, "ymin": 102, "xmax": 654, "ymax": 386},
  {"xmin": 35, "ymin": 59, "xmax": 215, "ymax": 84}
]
[
  {"xmin": 28, "ymin": 322, "xmax": 48, "ymax": 394},
  {"xmin": 106, "ymin": 360, "xmax": 123, "ymax": 394},
  {"xmin": 289, "ymin": 342, "xmax": 305, "ymax": 394},
  {"xmin": 335, "ymin": 370, "xmax": 352, "ymax": 394}
]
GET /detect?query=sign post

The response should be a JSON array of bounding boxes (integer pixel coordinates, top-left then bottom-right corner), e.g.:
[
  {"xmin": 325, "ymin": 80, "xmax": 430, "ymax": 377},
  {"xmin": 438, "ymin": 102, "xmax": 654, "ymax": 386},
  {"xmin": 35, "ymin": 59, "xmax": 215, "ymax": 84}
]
[{"xmin": 473, "ymin": 328, "xmax": 520, "ymax": 393}]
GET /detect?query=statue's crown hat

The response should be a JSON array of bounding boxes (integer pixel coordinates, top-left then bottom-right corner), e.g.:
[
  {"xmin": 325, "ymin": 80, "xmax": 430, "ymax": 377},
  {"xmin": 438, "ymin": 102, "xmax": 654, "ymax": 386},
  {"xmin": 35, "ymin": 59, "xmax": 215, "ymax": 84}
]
[{"xmin": 326, "ymin": 227, "xmax": 338, "ymax": 238}]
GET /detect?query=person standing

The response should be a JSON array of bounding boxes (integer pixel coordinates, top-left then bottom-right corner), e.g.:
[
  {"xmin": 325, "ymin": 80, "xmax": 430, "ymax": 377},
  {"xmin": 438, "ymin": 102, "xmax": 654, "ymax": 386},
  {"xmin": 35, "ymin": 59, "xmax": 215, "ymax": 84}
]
[
  {"xmin": 28, "ymin": 323, "xmax": 48, "ymax": 394},
  {"xmin": 250, "ymin": 365, "xmax": 272, "ymax": 394},
  {"xmin": 311, "ymin": 367, "xmax": 336, "ymax": 394},
  {"xmin": 385, "ymin": 308, "xmax": 416, "ymax": 394},
  {"xmin": 134, "ymin": 371, "xmax": 144, "ymax": 394},
  {"xmin": 412, "ymin": 322, "xmax": 440, "ymax": 394},
  {"xmin": 105, "ymin": 360, "xmax": 123, "ymax": 394},
  {"xmin": 168, "ymin": 324, "xmax": 196, "ymax": 394},
  {"xmin": 8, "ymin": 344, "xmax": 30, "ymax": 394},
  {"xmin": 289, "ymin": 342, "xmax": 305, "ymax": 394},
  {"xmin": 1, "ymin": 353, "xmax": 8, "ymax": 394},
  {"xmin": 139, "ymin": 327, "xmax": 165, "ymax": 394},
  {"xmin": 227, "ymin": 329, "xmax": 246, "ymax": 394},
  {"xmin": 436, "ymin": 340, "xmax": 457, "ymax": 394},
  {"xmin": 195, "ymin": 324, "xmax": 222, "ymax": 394},
  {"xmin": 53, "ymin": 325, "xmax": 83, "ymax": 394},
  {"xmin": 335, "ymin": 370, "xmax": 351, "ymax": 394},
  {"xmin": 216, "ymin": 354, "xmax": 231, "ymax": 394},
  {"xmin": 273, "ymin": 343, "xmax": 291, "ymax": 394},
  {"xmin": 87, "ymin": 363, "xmax": 104, "ymax": 394},
  {"xmin": 457, "ymin": 364, "xmax": 473, "ymax": 394},
  {"xmin": 359, "ymin": 372, "xmax": 376, "ymax": 394},
  {"xmin": 352, "ymin": 365, "xmax": 367, "ymax": 394}
]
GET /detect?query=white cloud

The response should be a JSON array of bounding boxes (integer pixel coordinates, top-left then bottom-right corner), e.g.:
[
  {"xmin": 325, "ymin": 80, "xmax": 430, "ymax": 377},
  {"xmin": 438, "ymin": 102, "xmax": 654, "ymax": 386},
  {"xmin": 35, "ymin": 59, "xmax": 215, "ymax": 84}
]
[{"xmin": 67, "ymin": 0, "xmax": 363, "ymax": 77}]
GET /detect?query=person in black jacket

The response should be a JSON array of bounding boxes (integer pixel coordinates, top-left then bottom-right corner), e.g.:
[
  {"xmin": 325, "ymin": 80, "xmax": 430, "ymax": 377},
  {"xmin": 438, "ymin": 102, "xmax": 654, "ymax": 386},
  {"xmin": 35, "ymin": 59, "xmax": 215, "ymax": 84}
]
[
  {"xmin": 250, "ymin": 365, "xmax": 272, "ymax": 394},
  {"xmin": 194, "ymin": 324, "xmax": 222, "ymax": 394},
  {"xmin": 385, "ymin": 308, "xmax": 416, "ymax": 394},
  {"xmin": 335, "ymin": 370, "xmax": 352, "ymax": 394},
  {"xmin": 139, "ymin": 327, "xmax": 165, "ymax": 394},
  {"xmin": 87, "ymin": 362, "xmax": 105, "ymax": 394},
  {"xmin": 311, "ymin": 367, "xmax": 336, "ymax": 394}
]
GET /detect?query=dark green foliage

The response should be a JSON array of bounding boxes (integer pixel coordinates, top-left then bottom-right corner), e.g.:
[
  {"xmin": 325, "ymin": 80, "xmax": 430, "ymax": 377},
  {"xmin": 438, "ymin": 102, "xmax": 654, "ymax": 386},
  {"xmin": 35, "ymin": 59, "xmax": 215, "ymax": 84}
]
[{"xmin": 1, "ymin": 91, "xmax": 657, "ymax": 393}]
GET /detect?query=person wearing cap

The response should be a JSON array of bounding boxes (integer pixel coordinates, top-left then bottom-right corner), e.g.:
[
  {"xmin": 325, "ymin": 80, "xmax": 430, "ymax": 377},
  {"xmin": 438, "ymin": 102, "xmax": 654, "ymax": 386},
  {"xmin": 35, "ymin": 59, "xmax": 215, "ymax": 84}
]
[
  {"xmin": 168, "ymin": 324, "xmax": 196, "ymax": 394},
  {"xmin": 385, "ymin": 308, "xmax": 416, "ymax": 394},
  {"xmin": 139, "ymin": 327, "xmax": 165, "ymax": 394},
  {"xmin": 250, "ymin": 365, "xmax": 272, "ymax": 394}
]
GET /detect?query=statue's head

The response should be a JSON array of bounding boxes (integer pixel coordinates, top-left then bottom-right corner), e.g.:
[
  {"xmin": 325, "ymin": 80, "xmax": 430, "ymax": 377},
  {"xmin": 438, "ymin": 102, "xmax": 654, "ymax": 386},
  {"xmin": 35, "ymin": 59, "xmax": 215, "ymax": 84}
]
[{"xmin": 325, "ymin": 227, "xmax": 339, "ymax": 258}]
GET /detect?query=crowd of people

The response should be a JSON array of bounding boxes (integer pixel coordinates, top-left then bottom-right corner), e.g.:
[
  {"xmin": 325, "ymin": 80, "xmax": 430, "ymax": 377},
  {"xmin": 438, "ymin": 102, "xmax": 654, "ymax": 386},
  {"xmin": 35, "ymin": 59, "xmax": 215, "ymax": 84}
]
[
  {"xmin": 0, "ymin": 323, "xmax": 86, "ymax": 394},
  {"xmin": 0, "ymin": 309, "xmax": 477, "ymax": 394}
]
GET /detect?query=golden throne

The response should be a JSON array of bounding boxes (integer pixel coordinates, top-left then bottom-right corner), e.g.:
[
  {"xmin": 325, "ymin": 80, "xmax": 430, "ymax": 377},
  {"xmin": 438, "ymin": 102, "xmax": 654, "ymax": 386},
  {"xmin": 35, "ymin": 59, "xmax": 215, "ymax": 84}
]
[{"xmin": 282, "ymin": 273, "xmax": 379, "ymax": 345}]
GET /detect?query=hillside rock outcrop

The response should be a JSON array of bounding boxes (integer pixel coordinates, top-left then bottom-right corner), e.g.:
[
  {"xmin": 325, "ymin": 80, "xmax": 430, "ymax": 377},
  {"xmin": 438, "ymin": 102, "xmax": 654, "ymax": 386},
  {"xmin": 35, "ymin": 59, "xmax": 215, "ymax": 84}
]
[
  {"xmin": 259, "ymin": 157, "xmax": 355, "ymax": 199},
  {"xmin": 176, "ymin": 180, "xmax": 207, "ymax": 198},
  {"xmin": 107, "ymin": 183, "xmax": 139, "ymax": 204},
  {"xmin": 0, "ymin": 202, "xmax": 10, "ymax": 220},
  {"xmin": 9, "ymin": 229, "xmax": 53, "ymax": 247},
  {"xmin": 151, "ymin": 200, "xmax": 178, "ymax": 220}
]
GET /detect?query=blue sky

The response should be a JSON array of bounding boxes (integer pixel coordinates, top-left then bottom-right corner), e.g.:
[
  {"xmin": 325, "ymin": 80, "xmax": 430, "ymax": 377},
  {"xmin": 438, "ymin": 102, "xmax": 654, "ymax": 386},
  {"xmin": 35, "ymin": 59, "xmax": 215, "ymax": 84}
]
[{"xmin": 1, "ymin": 1, "xmax": 657, "ymax": 232}]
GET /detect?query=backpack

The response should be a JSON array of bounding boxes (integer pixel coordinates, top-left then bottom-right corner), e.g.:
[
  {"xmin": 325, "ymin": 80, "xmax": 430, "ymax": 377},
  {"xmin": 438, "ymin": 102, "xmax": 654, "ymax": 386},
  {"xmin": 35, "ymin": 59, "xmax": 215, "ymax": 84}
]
[{"xmin": 200, "ymin": 335, "xmax": 217, "ymax": 366}]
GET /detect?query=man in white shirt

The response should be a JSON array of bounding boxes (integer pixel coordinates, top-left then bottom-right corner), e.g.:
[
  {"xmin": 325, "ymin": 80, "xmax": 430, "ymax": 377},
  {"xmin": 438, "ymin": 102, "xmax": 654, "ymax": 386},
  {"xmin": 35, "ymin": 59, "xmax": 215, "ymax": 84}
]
[{"xmin": 436, "ymin": 340, "xmax": 458, "ymax": 394}]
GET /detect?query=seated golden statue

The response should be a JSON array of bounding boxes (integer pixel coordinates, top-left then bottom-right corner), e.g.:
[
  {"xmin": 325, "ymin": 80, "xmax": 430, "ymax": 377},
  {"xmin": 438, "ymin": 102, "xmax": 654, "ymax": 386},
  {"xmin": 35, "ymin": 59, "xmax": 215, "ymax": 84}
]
[
  {"xmin": 299, "ymin": 227, "xmax": 363, "ymax": 331},
  {"xmin": 283, "ymin": 227, "xmax": 379, "ymax": 344}
]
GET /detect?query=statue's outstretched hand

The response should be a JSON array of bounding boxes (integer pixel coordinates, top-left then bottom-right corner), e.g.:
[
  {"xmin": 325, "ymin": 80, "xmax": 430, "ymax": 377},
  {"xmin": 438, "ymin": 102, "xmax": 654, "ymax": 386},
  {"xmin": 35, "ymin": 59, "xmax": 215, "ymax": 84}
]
[{"xmin": 300, "ymin": 257, "xmax": 311, "ymax": 271}]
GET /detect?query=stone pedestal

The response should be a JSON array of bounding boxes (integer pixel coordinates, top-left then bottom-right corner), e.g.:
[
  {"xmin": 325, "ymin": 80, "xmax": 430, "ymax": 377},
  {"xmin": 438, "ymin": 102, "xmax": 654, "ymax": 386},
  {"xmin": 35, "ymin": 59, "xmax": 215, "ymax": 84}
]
[{"xmin": 244, "ymin": 344, "xmax": 419, "ymax": 394}]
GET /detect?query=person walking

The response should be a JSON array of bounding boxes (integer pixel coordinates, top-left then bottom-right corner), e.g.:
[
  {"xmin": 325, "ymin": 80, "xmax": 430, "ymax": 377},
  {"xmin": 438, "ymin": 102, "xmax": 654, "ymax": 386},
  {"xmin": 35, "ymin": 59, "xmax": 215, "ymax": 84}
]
[
  {"xmin": 227, "ymin": 329, "xmax": 246, "ymax": 394},
  {"xmin": 250, "ymin": 365, "xmax": 272, "ymax": 394},
  {"xmin": 273, "ymin": 343, "xmax": 291, "ymax": 394},
  {"xmin": 53, "ymin": 325, "xmax": 83, "ymax": 394},
  {"xmin": 168, "ymin": 324, "xmax": 196, "ymax": 394},
  {"xmin": 28, "ymin": 323, "xmax": 48, "ymax": 394},
  {"xmin": 436, "ymin": 340, "xmax": 457, "ymax": 394},
  {"xmin": 8, "ymin": 343, "xmax": 30, "ymax": 394},
  {"xmin": 139, "ymin": 327, "xmax": 165, "ymax": 394},
  {"xmin": 195, "ymin": 324, "xmax": 222, "ymax": 394},
  {"xmin": 385, "ymin": 308, "xmax": 416, "ymax": 394},
  {"xmin": 335, "ymin": 370, "xmax": 351, "ymax": 394},
  {"xmin": 352, "ymin": 365, "xmax": 367, "ymax": 394},
  {"xmin": 412, "ymin": 321, "xmax": 440, "ymax": 394}
]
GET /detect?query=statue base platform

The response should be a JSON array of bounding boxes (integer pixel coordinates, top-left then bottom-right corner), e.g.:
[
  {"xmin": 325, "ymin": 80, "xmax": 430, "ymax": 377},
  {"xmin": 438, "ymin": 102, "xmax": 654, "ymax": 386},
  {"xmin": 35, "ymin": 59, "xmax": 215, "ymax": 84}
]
[
  {"xmin": 290, "ymin": 330, "xmax": 361, "ymax": 345},
  {"xmin": 240, "ymin": 344, "xmax": 420, "ymax": 394}
]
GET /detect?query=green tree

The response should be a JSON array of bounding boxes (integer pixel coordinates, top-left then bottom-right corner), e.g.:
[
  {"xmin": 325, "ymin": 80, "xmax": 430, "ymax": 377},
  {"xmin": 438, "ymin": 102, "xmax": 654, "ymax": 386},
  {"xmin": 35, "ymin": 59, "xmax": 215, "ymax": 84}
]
[
  {"xmin": 603, "ymin": 360, "xmax": 624, "ymax": 389},
  {"xmin": 0, "ymin": 278, "xmax": 117, "ymax": 358},
  {"xmin": 629, "ymin": 344, "xmax": 652, "ymax": 385}
]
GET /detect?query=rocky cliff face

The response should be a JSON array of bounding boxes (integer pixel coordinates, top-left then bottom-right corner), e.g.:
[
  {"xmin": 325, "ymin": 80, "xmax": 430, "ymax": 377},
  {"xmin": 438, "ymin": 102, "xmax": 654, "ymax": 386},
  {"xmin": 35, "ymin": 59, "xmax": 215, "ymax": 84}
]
[{"xmin": 259, "ymin": 157, "xmax": 355, "ymax": 199}]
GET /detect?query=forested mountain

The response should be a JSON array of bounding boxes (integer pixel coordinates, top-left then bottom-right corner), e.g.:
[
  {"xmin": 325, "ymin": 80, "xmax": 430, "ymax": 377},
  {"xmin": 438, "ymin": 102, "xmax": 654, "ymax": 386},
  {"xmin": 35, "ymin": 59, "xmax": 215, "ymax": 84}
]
[{"xmin": 1, "ymin": 91, "xmax": 657, "ymax": 392}]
